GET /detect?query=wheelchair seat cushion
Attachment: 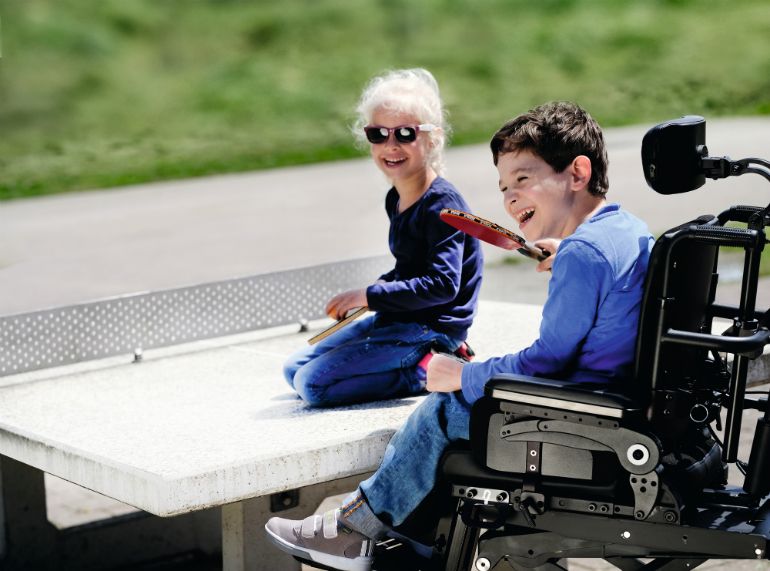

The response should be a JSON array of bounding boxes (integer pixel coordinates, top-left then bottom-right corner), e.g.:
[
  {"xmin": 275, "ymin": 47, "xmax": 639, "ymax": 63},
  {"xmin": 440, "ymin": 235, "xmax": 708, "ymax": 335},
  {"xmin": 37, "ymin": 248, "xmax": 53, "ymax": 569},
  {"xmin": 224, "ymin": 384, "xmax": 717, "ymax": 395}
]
[{"xmin": 486, "ymin": 374, "xmax": 644, "ymax": 419}]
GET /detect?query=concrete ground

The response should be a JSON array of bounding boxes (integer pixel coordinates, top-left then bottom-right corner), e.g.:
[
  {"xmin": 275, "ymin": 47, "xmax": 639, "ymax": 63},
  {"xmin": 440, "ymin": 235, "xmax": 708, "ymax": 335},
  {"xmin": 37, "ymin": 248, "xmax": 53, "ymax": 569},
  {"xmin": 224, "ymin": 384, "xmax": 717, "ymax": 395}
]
[{"xmin": 4, "ymin": 117, "xmax": 770, "ymax": 569}]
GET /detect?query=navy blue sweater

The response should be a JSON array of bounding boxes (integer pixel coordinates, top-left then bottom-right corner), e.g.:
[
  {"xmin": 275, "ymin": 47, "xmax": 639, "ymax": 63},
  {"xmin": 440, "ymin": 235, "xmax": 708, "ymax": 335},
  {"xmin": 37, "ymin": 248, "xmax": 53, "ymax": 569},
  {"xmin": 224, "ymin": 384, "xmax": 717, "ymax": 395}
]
[{"xmin": 365, "ymin": 177, "xmax": 483, "ymax": 340}]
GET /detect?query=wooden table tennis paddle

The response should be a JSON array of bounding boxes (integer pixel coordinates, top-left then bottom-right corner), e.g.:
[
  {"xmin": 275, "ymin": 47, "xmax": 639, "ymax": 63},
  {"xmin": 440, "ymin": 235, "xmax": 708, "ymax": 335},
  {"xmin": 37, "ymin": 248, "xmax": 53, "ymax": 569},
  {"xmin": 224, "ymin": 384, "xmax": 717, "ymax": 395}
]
[
  {"xmin": 440, "ymin": 208, "xmax": 549, "ymax": 261},
  {"xmin": 308, "ymin": 307, "xmax": 369, "ymax": 345}
]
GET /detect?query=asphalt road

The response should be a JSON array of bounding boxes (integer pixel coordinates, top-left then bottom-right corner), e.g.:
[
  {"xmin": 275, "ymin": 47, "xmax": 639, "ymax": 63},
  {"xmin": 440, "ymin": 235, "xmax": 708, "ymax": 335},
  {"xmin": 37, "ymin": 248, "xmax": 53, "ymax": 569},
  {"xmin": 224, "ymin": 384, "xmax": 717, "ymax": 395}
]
[{"xmin": 1, "ymin": 117, "xmax": 769, "ymax": 315}]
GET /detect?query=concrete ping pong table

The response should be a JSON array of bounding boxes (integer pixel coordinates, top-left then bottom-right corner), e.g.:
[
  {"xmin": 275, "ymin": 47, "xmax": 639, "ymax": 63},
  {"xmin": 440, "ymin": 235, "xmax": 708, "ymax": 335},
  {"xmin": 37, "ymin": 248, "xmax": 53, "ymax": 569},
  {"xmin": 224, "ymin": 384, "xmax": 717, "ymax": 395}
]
[{"xmin": 0, "ymin": 257, "xmax": 547, "ymax": 570}]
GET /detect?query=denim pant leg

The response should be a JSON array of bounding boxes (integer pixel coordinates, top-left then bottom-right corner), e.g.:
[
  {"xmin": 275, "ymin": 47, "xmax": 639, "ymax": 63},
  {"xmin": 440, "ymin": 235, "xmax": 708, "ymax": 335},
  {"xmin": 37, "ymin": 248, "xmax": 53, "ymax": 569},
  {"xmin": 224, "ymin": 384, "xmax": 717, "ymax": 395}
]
[
  {"xmin": 283, "ymin": 315, "xmax": 379, "ymax": 389},
  {"xmin": 341, "ymin": 391, "xmax": 471, "ymax": 539},
  {"xmin": 287, "ymin": 317, "xmax": 462, "ymax": 407}
]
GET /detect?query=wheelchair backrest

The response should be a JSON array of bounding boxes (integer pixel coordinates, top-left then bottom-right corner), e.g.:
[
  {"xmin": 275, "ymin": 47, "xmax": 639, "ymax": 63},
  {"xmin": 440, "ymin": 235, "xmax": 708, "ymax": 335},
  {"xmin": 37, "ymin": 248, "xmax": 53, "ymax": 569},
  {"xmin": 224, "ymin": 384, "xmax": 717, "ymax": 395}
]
[{"xmin": 633, "ymin": 215, "xmax": 720, "ymax": 405}]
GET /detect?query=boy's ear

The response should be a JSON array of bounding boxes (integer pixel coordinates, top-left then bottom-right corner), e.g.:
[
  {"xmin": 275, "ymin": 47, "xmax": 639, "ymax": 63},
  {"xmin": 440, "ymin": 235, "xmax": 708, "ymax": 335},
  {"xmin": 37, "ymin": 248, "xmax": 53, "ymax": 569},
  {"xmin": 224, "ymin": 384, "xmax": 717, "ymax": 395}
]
[{"xmin": 570, "ymin": 155, "xmax": 592, "ymax": 192}]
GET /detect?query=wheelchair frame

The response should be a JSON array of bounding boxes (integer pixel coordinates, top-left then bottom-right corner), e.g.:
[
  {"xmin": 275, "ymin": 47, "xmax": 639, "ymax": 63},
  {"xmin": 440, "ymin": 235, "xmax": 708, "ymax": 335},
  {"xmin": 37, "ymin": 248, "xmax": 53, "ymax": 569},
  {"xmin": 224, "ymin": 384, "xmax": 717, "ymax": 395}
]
[{"xmin": 428, "ymin": 118, "xmax": 770, "ymax": 571}]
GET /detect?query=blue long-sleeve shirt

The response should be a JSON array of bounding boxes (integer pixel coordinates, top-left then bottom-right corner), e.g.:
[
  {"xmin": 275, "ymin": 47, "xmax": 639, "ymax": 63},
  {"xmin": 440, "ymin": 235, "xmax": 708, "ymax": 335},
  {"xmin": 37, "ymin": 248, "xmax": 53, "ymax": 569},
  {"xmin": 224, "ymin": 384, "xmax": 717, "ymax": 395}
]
[
  {"xmin": 461, "ymin": 203, "xmax": 653, "ymax": 404},
  {"xmin": 366, "ymin": 177, "xmax": 483, "ymax": 340}
]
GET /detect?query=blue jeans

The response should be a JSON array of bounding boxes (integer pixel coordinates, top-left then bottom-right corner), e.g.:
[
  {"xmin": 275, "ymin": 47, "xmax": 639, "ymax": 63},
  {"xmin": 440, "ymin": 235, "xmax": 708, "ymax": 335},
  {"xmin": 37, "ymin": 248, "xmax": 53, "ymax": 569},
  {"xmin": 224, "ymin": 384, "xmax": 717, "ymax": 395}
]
[
  {"xmin": 283, "ymin": 314, "xmax": 462, "ymax": 407},
  {"xmin": 341, "ymin": 391, "xmax": 471, "ymax": 539}
]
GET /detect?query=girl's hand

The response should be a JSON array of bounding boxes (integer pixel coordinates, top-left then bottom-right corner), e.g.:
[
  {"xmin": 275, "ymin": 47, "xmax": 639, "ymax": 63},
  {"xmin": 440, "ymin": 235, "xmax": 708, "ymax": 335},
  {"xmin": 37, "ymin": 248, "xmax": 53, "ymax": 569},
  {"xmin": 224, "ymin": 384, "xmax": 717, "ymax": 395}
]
[
  {"xmin": 534, "ymin": 238, "xmax": 562, "ymax": 273},
  {"xmin": 325, "ymin": 289, "xmax": 368, "ymax": 320},
  {"xmin": 426, "ymin": 353, "xmax": 464, "ymax": 393}
]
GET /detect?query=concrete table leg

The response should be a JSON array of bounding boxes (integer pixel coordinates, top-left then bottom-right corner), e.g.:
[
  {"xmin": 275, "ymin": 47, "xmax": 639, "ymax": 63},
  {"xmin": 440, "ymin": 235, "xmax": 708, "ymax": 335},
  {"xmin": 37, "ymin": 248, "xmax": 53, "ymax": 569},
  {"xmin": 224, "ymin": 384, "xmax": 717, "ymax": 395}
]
[
  {"xmin": 0, "ymin": 455, "xmax": 58, "ymax": 570},
  {"xmin": 223, "ymin": 496, "xmax": 295, "ymax": 571},
  {"xmin": 222, "ymin": 472, "xmax": 374, "ymax": 571},
  {"xmin": 1, "ymin": 455, "xmax": 222, "ymax": 569}
]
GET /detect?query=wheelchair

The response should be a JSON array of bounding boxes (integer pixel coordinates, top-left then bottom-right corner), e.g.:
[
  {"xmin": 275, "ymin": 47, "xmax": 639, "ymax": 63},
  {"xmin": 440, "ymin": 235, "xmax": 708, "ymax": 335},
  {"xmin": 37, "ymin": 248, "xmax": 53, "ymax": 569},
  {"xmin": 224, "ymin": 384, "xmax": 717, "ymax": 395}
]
[{"xmin": 423, "ymin": 116, "xmax": 770, "ymax": 571}]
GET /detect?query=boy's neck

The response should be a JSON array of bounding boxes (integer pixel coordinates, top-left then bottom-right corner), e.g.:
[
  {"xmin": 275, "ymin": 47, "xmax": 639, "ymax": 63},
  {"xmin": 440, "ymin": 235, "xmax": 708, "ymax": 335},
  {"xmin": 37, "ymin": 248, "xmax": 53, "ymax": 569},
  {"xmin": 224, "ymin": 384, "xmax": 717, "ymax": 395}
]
[
  {"xmin": 394, "ymin": 169, "xmax": 438, "ymax": 213},
  {"xmin": 562, "ymin": 195, "xmax": 607, "ymax": 238}
]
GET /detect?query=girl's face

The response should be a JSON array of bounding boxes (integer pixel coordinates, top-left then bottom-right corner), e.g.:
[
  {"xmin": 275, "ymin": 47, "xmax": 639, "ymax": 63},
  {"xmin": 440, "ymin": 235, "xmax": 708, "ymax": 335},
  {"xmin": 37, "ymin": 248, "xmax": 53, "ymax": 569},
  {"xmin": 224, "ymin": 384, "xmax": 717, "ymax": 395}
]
[{"xmin": 368, "ymin": 108, "xmax": 433, "ymax": 184}]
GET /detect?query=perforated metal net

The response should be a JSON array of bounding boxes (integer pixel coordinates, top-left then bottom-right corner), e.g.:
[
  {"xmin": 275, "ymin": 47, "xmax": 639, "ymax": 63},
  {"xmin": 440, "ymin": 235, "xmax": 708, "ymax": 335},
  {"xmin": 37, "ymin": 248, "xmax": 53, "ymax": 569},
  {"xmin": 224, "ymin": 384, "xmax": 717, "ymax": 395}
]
[{"xmin": 0, "ymin": 256, "xmax": 391, "ymax": 376}]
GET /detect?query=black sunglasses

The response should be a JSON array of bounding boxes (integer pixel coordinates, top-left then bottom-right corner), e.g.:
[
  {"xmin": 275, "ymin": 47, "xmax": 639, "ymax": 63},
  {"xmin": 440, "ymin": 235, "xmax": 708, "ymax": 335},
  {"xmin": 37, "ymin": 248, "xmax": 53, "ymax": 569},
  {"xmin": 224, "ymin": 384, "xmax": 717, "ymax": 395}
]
[{"xmin": 364, "ymin": 123, "xmax": 436, "ymax": 144}]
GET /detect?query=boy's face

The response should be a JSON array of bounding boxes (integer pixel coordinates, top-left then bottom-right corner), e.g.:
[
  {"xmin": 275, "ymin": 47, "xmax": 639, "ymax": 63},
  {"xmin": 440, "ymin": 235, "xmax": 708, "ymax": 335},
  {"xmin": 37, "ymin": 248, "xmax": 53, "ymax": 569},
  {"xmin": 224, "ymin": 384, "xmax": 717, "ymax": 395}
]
[
  {"xmin": 369, "ymin": 108, "xmax": 432, "ymax": 183},
  {"xmin": 497, "ymin": 149, "xmax": 576, "ymax": 241}
]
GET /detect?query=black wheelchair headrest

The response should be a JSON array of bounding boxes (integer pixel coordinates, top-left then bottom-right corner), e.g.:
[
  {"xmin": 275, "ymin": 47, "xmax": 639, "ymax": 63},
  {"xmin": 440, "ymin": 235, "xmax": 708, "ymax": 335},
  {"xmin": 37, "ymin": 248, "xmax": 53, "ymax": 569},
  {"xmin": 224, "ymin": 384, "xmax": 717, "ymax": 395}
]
[{"xmin": 642, "ymin": 115, "xmax": 707, "ymax": 195}]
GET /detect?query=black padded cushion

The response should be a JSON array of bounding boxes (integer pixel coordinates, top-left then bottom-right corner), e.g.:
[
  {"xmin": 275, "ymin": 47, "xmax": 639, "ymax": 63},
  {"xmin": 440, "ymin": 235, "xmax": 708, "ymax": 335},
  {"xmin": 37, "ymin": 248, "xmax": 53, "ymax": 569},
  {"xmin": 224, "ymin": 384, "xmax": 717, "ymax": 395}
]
[{"xmin": 485, "ymin": 374, "xmax": 644, "ymax": 413}]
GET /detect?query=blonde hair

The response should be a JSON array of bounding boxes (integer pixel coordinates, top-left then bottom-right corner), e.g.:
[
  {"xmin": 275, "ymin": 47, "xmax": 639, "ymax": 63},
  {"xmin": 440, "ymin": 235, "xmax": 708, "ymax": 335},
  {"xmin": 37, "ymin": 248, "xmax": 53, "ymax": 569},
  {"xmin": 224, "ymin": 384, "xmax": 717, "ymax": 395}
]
[{"xmin": 353, "ymin": 68, "xmax": 450, "ymax": 176}]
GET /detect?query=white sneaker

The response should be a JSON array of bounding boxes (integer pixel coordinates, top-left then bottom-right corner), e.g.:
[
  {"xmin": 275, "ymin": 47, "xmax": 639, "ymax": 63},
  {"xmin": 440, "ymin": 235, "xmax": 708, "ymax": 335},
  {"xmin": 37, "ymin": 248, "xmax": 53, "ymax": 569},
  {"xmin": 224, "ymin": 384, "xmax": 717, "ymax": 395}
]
[{"xmin": 265, "ymin": 508, "xmax": 374, "ymax": 571}]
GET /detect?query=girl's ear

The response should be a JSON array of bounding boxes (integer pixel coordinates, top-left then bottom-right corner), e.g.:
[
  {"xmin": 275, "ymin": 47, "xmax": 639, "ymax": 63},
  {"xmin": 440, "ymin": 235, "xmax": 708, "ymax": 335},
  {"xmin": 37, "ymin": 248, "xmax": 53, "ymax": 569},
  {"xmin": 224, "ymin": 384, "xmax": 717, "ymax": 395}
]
[{"xmin": 571, "ymin": 155, "xmax": 592, "ymax": 192}]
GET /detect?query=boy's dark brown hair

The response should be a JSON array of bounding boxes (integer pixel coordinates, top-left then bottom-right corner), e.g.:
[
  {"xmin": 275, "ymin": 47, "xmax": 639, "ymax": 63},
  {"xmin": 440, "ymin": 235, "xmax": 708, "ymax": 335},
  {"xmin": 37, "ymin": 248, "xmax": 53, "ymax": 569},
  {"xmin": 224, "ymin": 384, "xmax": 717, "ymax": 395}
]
[{"xmin": 490, "ymin": 101, "xmax": 609, "ymax": 197}]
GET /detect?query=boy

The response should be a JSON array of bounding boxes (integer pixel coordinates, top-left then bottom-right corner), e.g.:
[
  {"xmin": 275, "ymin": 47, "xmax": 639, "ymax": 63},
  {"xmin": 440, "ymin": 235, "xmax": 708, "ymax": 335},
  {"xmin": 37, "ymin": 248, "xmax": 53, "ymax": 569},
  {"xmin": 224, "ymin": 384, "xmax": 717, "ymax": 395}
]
[{"xmin": 265, "ymin": 101, "xmax": 654, "ymax": 571}]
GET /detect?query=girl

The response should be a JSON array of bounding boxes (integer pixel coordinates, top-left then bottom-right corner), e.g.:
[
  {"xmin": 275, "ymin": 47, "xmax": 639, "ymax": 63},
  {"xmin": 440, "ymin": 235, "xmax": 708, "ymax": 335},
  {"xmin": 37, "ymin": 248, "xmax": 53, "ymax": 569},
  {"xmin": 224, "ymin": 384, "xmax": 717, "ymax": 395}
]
[{"xmin": 283, "ymin": 68, "xmax": 482, "ymax": 407}]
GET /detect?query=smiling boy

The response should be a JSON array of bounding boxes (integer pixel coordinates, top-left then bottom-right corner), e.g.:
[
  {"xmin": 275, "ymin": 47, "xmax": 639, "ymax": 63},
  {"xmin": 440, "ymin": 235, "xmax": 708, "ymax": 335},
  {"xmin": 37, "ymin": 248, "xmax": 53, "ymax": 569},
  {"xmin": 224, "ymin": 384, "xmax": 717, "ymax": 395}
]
[{"xmin": 265, "ymin": 102, "xmax": 654, "ymax": 571}]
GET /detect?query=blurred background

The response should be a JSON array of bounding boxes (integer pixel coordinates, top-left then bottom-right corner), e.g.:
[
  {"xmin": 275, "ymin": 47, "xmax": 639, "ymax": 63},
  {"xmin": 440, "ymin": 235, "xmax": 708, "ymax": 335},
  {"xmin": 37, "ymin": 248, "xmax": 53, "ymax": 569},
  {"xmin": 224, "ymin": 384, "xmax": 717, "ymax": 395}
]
[
  {"xmin": 2, "ymin": 0, "xmax": 769, "ymax": 200},
  {"xmin": 0, "ymin": 0, "xmax": 769, "ymax": 313}
]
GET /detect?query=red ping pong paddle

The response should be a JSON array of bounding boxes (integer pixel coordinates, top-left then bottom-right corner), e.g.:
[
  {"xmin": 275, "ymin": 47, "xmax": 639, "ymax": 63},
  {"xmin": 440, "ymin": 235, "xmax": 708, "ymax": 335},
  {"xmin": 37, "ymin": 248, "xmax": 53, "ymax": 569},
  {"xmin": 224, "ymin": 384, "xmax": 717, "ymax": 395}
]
[{"xmin": 439, "ymin": 208, "xmax": 549, "ymax": 261}]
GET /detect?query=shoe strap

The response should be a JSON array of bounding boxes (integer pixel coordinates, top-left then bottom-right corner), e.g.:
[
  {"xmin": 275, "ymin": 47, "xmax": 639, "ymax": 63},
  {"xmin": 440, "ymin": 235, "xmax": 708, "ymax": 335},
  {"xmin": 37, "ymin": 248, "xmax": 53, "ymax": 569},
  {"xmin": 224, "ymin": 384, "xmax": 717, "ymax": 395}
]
[
  {"xmin": 322, "ymin": 508, "xmax": 340, "ymax": 539},
  {"xmin": 300, "ymin": 514, "xmax": 321, "ymax": 539}
]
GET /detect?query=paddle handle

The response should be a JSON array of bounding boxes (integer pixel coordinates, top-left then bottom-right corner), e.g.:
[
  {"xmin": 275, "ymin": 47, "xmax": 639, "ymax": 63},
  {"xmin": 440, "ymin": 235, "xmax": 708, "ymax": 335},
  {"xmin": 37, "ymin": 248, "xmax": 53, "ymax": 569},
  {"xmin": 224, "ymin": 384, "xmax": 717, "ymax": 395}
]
[
  {"xmin": 517, "ymin": 243, "xmax": 550, "ymax": 262},
  {"xmin": 308, "ymin": 307, "xmax": 369, "ymax": 345}
]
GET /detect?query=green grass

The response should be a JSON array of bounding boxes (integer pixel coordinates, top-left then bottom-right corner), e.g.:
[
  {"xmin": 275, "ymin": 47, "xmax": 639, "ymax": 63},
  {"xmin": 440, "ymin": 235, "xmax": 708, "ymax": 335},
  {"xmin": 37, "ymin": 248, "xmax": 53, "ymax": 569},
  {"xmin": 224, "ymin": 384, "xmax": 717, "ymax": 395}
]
[{"xmin": 1, "ymin": 0, "xmax": 770, "ymax": 200}]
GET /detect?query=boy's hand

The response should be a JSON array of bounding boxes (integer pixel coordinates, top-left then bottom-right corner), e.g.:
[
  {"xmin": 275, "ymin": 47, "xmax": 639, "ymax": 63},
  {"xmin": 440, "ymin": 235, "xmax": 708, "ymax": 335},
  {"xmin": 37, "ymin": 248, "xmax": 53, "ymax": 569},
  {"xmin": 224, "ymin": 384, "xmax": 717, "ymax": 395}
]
[
  {"xmin": 325, "ymin": 289, "xmax": 368, "ymax": 320},
  {"xmin": 426, "ymin": 353, "xmax": 464, "ymax": 393},
  {"xmin": 533, "ymin": 238, "xmax": 562, "ymax": 273}
]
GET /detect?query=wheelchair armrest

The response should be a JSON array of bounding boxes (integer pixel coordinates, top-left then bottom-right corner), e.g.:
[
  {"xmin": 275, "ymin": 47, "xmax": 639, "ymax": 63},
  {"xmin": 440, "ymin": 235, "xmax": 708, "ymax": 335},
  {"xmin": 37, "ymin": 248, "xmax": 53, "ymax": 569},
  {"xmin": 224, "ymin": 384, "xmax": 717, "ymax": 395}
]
[
  {"xmin": 663, "ymin": 327, "xmax": 770, "ymax": 357},
  {"xmin": 484, "ymin": 374, "xmax": 646, "ymax": 419}
]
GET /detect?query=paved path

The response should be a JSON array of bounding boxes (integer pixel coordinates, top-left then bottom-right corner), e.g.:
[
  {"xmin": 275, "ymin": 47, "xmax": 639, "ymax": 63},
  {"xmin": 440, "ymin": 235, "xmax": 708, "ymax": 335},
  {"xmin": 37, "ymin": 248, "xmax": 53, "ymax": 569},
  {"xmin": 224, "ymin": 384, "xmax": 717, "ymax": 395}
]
[{"xmin": 1, "ymin": 117, "xmax": 769, "ymax": 315}]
